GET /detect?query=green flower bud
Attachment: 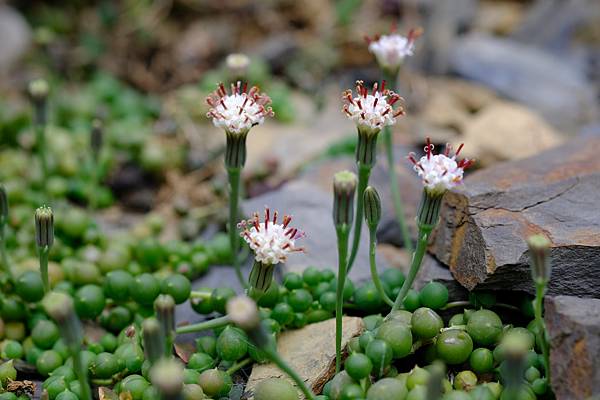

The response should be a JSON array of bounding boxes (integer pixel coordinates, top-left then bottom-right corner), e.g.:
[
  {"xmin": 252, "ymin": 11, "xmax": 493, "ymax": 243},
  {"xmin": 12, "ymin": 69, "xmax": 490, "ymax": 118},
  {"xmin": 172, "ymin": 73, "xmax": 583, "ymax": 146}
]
[
  {"xmin": 90, "ymin": 118, "xmax": 103, "ymax": 160},
  {"xmin": 226, "ymin": 295, "xmax": 260, "ymax": 331},
  {"xmin": 28, "ymin": 79, "xmax": 49, "ymax": 102},
  {"xmin": 154, "ymin": 294, "xmax": 175, "ymax": 338},
  {"xmin": 150, "ymin": 359, "xmax": 184, "ymax": 399},
  {"xmin": 42, "ymin": 292, "xmax": 83, "ymax": 349},
  {"xmin": 248, "ymin": 261, "xmax": 275, "ymax": 293},
  {"xmin": 34, "ymin": 206, "xmax": 54, "ymax": 248},
  {"xmin": 142, "ymin": 317, "xmax": 164, "ymax": 365},
  {"xmin": 363, "ymin": 186, "xmax": 381, "ymax": 229},
  {"xmin": 333, "ymin": 170, "xmax": 357, "ymax": 228},
  {"xmin": 416, "ymin": 189, "xmax": 443, "ymax": 229},
  {"xmin": 227, "ymin": 295, "xmax": 272, "ymax": 350},
  {"xmin": 28, "ymin": 79, "xmax": 49, "ymax": 126},
  {"xmin": 527, "ymin": 234, "xmax": 552, "ymax": 285}
]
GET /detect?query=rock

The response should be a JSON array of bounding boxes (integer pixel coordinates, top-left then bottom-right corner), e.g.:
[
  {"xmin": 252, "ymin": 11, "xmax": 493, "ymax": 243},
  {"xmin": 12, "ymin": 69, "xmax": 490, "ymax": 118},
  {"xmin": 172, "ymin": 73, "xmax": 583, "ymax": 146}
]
[
  {"xmin": 430, "ymin": 136, "xmax": 600, "ymax": 298},
  {"xmin": 474, "ymin": 1, "xmax": 525, "ymax": 36},
  {"xmin": 512, "ymin": 0, "xmax": 599, "ymax": 51},
  {"xmin": 460, "ymin": 101, "xmax": 564, "ymax": 166},
  {"xmin": 0, "ymin": 5, "xmax": 31, "ymax": 72},
  {"xmin": 245, "ymin": 316, "xmax": 364, "ymax": 399},
  {"xmin": 545, "ymin": 295, "xmax": 600, "ymax": 399},
  {"xmin": 450, "ymin": 34, "xmax": 598, "ymax": 132}
]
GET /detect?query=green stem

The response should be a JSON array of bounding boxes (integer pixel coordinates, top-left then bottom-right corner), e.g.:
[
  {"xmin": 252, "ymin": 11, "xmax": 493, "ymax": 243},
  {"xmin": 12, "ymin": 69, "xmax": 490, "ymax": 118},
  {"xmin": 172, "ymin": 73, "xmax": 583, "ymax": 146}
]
[
  {"xmin": 35, "ymin": 125, "xmax": 48, "ymax": 193},
  {"xmin": 265, "ymin": 346, "xmax": 315, "ymax": 400},
  {"xmin": 39, "ymin": 246, "xmax": 49, "ymax": 293},
  {"xmin": 89, "ymin": 161, "xmax": 99, "ymax": 211},
  {"xmin": 226, "ymin": 357, "xmax": 252, "ymax": 375},
  {"xmin": 335, "ymin": 225, "xmax": 350, "ymax": 372},
  {"xmin": 347, "ymin": 164, "xmax": 371, "ymax": 272},
  {"xmin": 227, "ymin": 168, "xmax": 247, "ymax": 289},
  {"xmin": 175, "ymin": 315, "xmax": 231, "ymax": 334},
  {"xmin": 534, "ymin": 282, "xmax": 551, "ymax": 384},
  {"xmin": 368, "ymin": 230, "xmax": 394, "ymax": 307},
  {"xmin": 390, "ymin": 226, "xmax": 432, "ymax": 312},
  {"xmin": 72, "ymin": 348, "xmax": 92, "ymax": 400}
]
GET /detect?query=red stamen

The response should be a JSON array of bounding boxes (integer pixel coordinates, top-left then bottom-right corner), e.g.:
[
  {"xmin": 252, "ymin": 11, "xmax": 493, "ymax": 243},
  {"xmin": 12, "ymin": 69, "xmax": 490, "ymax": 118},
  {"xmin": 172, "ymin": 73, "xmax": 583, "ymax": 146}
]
[
  {"xmin": 220, "ymin": 99, "xmax": 228, "ymax": 109},
  {"xmin": 372, "ymin": 82, "xmax": 378, "ymax": 95},
  {"xmin": 455, "ymin": 143, "xmax": 465, "ymax": 157},
  {"xmin": 265, "ymin": 208, "xmax": 270, "ymax": 231},
  {"xmin": 356, "ymin": 100, "xmax": 362, "ymax": 110},
  {"xmin": 273, "ymin": 211, "xmax": 278, "ymax": 224},
  {"xmin": 373, "ymin": 97, "xmax": 379, "ymax": 108},
  {"xmin": 381, "ymin": 80, "xmax": 386, "ymax": 92},
  {"xmin": 426, "ymin": 137, "xmax": 432, "ymax": 160},
  {"xmin": 444, "ymin": 143, "xmax": 451, "ymax": 156},
  {"xmin": 242, "ymin": 82, "xmax": 248, "ymax": 93},
  {"xmin": 283, "ymin": 215, "xmax": 292, "ymax": 228}
]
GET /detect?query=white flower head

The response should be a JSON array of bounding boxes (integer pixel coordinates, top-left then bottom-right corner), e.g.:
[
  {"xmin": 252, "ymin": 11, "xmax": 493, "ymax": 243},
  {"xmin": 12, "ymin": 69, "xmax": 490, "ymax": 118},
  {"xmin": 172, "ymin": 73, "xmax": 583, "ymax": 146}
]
[
  {"xmin": 239, "ymin": 208, "xmax": 305, "ymax": 265},
  {"xmin": 366, "ymin": 27, "xmax": 422, "ymax": 72},
  {"xmin": 206, "ymin": 82, "xmax": 274, "ymax": 135},
  {"xmin": 342, "ymin": 80, "xmax": 404, "ymax": 136},
  {"xmin": 408, "ymin": 138, "xmax": 474, "ymax": 196}
]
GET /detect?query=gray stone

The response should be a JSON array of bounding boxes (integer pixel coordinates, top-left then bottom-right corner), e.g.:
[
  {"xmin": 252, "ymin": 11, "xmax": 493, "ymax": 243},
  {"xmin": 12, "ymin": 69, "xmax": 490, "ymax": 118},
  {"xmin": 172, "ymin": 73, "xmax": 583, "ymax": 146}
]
[
  {"xmin": 245, "ymin": 316, "xmax": 364, "ymax": 399},
  {"xmin": 0, "ymin": 5, "xmax": 31, "ymax": 72},
  {"xmin": 430, "ymin": 136, "xmax": 600, "ymax": 298},
  {"xmin": 449, "ymin": 34, "xmax": 598, "ymax": 132},
  {"xmin": 545, "ymin": 295, "xmax": 600, "ymax": 399}
]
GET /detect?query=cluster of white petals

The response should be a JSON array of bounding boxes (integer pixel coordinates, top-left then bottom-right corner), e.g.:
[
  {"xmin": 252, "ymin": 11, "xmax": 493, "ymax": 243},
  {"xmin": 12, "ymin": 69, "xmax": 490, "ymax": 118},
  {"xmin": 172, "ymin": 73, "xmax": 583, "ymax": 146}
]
[
  {"xmin": 366, "ymin": 28, "xmax": 421, "ymax": 72},
  {"xmin": 206, "ymin": 82, "xmax": 273, "ymax": 135},
  {"xmin": 409, "ymin": 139, "xmax": 474, "ymax": 196},
  {"xmin": 342, "ymin": 80, "xmax": 404, "ymax": 135},
  {"xmin": 239, "ymin": 208, "xmax": 304, "ymax": 265}
]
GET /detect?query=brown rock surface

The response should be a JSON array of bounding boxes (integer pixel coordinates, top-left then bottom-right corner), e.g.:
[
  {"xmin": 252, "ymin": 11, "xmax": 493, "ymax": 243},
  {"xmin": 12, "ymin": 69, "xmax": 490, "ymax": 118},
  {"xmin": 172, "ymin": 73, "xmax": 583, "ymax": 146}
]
[
  {"xmin": 546, "ymin": 295, "xmax": 600, "ymax": 399},
  {"xmin": 245, "ymin": 316, "xmax": 364, "ymax": 399},
  {"xmin": 431, "ymin": 136, "xmax": 600, "ymax": 297}
]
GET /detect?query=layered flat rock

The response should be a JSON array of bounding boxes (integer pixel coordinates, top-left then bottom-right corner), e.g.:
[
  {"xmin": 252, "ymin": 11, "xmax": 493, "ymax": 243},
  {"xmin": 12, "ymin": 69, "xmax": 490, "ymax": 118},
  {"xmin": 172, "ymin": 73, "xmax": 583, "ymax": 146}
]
[
  {"xmin": 245, "ymin": 317, "xmax": 364, "ymax": 399},
  {"xmin": 545, "ymin": 295, "xmax": 600, "ymax": 399},
  {"xmin": 430, "ymin": 136, "xmax": 600, "ymax": 297}
]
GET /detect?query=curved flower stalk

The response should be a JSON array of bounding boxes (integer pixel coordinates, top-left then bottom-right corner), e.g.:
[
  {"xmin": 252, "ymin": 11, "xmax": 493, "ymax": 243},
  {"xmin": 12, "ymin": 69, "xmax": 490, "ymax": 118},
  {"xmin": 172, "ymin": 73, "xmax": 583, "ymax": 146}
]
[
  {"xmin": 527, "ymin": 234, "xmax": 552, "ymax": 384},
  {"xmin": 206, "ymin": 82, "xmax": 274, "ymax": 287},
  {"xmin": 34, "ymin": 206, "xmax": 54, "ymax": 293},
  {"xmin": 239, "ymin": 208, "xmax": 304, "ymax": 298},
  {"xmin": 391, "ymin": 139, "xmax": 474, "ymax": 312},
  {"xmin": 332, "ymin": 171, "xmax": 357, "ymax": 372},
  {"xmin": 29, "ymin": 79, "xmax": 50, "ymax": 196},
  {"xmin": 363, "ymin": 186, "xmax": 394, "ymax": 307},
  {"xmin": 343, "ymin": 80, "xmax": 404, "ymax": 272},
  {"xmin": 366, "ymin": 27, "xmax": 423, "ymax": 259},
  {"xmin": 227, "ymin": 296, "xmax": 315, "ymax": 400}
]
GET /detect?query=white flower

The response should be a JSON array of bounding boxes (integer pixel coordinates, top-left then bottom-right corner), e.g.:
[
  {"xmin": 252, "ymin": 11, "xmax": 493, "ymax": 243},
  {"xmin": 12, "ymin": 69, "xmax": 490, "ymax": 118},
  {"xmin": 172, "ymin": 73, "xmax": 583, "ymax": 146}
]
[
  {"xmin": 408, "ymin": 139, "xmax": 474, "ymax": 196},
  {"xmin": 239, "ymin": 208, "xmax": 304, "ymax": 265},
  {"xmin": 342, "ymin": 80, "xmax": 404, "ymax": 135},
  {"xmin": 206, "ymin": 82, "xmax": 273, "ymax": 135},
  {"xmin": 366, "ymin": 28, "xmax": 421, "ymax": 72}
]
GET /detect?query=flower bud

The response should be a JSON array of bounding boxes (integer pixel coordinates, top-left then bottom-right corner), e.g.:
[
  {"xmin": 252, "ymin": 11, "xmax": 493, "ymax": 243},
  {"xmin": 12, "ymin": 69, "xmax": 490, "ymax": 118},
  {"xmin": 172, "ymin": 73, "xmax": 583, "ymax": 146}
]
[
  {"xmin": 527, "ymin": 234, "xmax": 552, "ymax": 285},
  {"xmin": 248, "ymin": 261, "xmax": 275, "ymax": 293},
  {"xmin": 227, "ymin": 295, "xmax": 272, "ymax": 350},
  {"xmin": 226, "ymin": 295, "xmax": 260, "ymax": 331},
  {"xmin": 150, "ymin": 359, "xmax": 184, "ymax": 399},
  {"xmin": 363, "ymin": 186, "xmax": 381, "ymax": 229},
  {"xmin": 28, "ymin": 79, "xmax": 49, "ymax": 103},
  {"xmin": 28, "ymin": 79, "xmax": 49, "ymax": 126},
  {"xmin": 142, "ymin": 317, "xmax": 164, "ymax": 365},
  {"xmin": 226, "ymin": 53, "xmax": 250, "ymax": 79},
  {"xmin": 333, "ymin": 170, "xmax": 357, "ymax": 227},
  {"xmin": 42, "ymin": 292, "xmax": 83, "ymax": 349},
  {"xmin": 0, "ymin": 185, "xmax": 7, "ymax": 228},
  {"xmin": 90, "ymin": 118, "xmax": 103, "ymax": 160},
  {"xmin": 416, "ymin": 189, "xmax": 443, "ymax": 229},
  {"xmin": 35, "ymin": 206, "xmax": 54, "ymax": 248},
  {"xmin": 154, "ymin": 294, "xmax": 175, "ymax": 338}
]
